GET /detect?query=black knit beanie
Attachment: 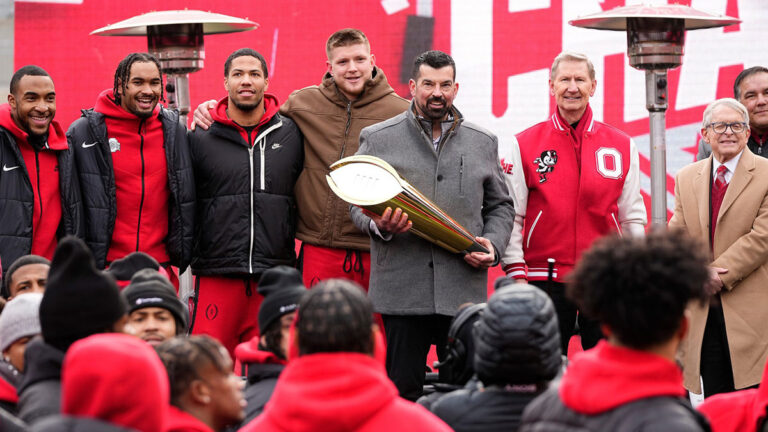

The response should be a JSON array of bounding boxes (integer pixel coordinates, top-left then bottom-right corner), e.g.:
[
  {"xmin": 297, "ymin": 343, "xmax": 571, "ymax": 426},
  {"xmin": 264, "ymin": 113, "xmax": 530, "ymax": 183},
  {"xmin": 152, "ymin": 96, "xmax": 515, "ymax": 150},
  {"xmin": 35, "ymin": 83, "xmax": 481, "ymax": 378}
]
[
  {"xmin": 2, "ymin": 254, "xmax": 50, "ymax": 298},
  {"xmin": 123, "ymin": 268, "xmax": 188, "ymax": 334},
  {"xmin": 105, "ymin": 252, "xmax": 160, "ymax": 285},
  {"xmin": 473, "ymin": 278, "xmax": 562, "ymax": 386},
  {"xmin": 257, "ymin": 266, "xmax": 307, "ymax": 332},
  {"xmin": 39, "ymin": 236, "xmax": 128, "ymax": 352}
]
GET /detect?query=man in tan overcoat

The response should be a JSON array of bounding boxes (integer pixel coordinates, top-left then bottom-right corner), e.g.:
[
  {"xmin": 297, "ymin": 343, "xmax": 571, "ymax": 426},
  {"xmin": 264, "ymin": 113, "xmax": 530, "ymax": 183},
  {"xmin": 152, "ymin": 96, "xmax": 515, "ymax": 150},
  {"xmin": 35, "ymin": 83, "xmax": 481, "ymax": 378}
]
[{"xmin": 670, "ymin": 97, "xmax": 768, "ymax": 398}]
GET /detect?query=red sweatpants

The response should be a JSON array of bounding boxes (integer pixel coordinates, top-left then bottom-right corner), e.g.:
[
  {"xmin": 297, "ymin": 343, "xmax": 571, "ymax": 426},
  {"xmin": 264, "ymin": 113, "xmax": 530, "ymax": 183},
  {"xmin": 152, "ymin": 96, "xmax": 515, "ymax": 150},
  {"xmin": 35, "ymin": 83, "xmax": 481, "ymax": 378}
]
[
  {"xmin": 189, "ymin": 275, "xmax": 263, "ymax": 360},
  {"xmin": 301, "ymin": 244, "xmax": 385, "ymax": 340},
  {"xmin": 301, "ymin": 243, "xmax": 370, "ymax": 289}
]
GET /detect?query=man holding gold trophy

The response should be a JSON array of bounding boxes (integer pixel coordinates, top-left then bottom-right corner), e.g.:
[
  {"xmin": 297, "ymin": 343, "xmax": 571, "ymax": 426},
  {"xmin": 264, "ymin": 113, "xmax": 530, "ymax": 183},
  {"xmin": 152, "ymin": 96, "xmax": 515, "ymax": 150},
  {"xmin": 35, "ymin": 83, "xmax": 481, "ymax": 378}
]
[{"xmin": 346, "ymin": 50, "xmax": 514, "ymax": 401}]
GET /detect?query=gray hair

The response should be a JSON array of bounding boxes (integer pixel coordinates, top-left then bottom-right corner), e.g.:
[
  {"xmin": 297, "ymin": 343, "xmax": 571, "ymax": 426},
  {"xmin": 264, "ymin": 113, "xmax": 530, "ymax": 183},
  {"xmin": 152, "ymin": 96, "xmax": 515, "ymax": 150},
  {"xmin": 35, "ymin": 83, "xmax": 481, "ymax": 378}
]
[
  {"xmin": 550, "ymin": 51, "xmax": 595, "ymax": 81},
  {"xmin": 702, "ymin": 98, "xmax": 749, "ymax": 129}
]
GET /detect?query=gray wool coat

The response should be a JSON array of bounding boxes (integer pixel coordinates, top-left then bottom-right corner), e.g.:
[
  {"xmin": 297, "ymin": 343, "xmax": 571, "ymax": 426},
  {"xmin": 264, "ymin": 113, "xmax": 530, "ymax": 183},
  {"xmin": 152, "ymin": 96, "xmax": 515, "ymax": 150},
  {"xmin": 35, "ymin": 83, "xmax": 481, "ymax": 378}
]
[{"xmin": 350, "ymin": 103, "xmax": 514, "ymax": 316}]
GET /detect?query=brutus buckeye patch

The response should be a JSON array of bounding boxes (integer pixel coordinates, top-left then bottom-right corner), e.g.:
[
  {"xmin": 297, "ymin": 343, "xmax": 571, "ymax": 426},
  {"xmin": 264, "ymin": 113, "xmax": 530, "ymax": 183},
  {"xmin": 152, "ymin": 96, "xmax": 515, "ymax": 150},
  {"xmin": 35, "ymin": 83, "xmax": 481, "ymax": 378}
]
[{"xmin": 533, "ymin": 150, "xmax": 558, "ymax": 183}]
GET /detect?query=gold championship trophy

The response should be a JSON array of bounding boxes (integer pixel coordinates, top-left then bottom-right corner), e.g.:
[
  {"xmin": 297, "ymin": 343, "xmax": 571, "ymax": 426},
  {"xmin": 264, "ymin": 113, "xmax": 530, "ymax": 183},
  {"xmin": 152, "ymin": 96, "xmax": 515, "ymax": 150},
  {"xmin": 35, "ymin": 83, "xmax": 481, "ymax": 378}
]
[{"xmin": 327, "ymin": 155, "xmax": 488, "ymax": 254}]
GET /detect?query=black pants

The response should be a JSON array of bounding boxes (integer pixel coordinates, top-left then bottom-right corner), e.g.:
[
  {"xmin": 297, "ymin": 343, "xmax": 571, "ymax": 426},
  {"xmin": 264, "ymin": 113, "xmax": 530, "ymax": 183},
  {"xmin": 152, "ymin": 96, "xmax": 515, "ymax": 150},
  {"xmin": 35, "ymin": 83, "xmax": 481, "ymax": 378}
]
[
  {"xmin": 701, "ymin": 301, "xmax": 736, "ymax": 398},
  {"xmin": 530, "ymin": 281, "xmax": 602, "ymax": 354},
  {"xmin": 381, "ymin": 314, "xmax": 452, "ymax": 401}
]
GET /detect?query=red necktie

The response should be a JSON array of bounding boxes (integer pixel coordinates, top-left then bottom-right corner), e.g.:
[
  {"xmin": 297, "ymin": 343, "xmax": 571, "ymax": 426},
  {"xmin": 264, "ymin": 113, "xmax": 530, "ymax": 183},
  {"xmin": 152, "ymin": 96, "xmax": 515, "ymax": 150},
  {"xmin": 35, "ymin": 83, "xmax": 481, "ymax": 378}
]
[
  {"xmin": 711, "ymin": 165, "xmax": 729, "ymax": 248},
  {"xmin": 714, "ymin": 165, "xmax": 728, "ymax": 192}
]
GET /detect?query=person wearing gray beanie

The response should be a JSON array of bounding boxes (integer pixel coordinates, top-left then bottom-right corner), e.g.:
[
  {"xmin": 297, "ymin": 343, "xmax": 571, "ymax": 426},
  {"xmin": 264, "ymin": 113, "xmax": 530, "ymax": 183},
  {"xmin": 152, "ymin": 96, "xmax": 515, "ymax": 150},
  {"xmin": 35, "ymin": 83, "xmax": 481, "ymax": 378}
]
[
  {"xmin": 0, "ymin": 293, "xmax": 43, "ymax": 374},
  {"xmin": 431, "ymin": 279, "xmax": 561, "ymax": 432},
  {"xmin": 2, "ymin": 255, "xmax": 50, "ymax": 299},
  {"xmin": 124, "ymin": 268, "xmax": 188, "ymax": 346}
]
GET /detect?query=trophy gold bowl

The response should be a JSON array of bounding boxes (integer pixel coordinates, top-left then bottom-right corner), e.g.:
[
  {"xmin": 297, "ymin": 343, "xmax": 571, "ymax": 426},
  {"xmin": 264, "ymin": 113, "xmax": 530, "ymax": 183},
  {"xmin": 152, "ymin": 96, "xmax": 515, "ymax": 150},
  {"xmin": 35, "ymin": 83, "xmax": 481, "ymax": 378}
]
[{"xmin": 327, "ymin": 155, "xmax": 488, "ymax": 254}]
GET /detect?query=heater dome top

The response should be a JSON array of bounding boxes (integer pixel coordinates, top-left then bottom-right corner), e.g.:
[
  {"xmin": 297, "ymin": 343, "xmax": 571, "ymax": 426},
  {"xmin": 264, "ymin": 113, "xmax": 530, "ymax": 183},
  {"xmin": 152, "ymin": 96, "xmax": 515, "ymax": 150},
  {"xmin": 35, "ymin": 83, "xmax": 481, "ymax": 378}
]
[
  {"xmin": 569, "ymin": 4, "xmax": 739, "ymax": 31},
  {"xmin": 92, "ymin": 10, "xmax": 258, "ymax": 36}
]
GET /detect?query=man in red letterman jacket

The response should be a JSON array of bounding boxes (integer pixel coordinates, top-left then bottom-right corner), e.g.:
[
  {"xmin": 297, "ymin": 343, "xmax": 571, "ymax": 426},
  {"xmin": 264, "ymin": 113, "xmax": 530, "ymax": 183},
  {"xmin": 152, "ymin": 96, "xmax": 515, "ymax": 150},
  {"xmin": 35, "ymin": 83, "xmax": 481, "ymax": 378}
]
[
  {"xmin": 499, "ymin": 51, "xmax": 646, "ymax": 353},
  {"xmin": 68, "ymin": 53, "xmax": 195, "ymax": 283},
  {"xmin": 187, "ymin": 48, "xmax": 303, "ymax": 359},
  {"xmin": 0, "ymin": 65, "xmax": 82, "ymax": 275}
]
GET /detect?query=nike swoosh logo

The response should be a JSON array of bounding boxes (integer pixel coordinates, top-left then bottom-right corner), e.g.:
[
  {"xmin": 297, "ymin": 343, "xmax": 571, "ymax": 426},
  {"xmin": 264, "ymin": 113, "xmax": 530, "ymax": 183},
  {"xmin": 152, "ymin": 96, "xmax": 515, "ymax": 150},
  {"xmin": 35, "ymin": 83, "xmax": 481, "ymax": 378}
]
[
  {"xmin": 82, "ymin": 142, "xmax": 98, "ymax": 148},
  {"xmin": 3, "ymin": 165, "xmax": 20, "ymax": 172}
]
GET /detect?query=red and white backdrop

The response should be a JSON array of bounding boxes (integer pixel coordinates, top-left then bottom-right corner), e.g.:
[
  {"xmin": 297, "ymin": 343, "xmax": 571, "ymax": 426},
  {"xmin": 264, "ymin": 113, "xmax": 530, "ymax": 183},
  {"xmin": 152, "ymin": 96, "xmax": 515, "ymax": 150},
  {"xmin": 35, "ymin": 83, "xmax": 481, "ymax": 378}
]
[{"xmin": 15, "ymin": 0, "xmax": 768, "ymax": 284}]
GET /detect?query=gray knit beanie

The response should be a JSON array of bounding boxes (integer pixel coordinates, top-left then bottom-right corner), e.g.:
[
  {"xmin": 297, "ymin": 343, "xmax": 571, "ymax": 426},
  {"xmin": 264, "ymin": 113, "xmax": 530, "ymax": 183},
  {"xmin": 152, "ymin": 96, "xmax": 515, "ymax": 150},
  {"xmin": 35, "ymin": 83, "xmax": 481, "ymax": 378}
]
[{"xmin": 0, "ymin": 293, "xmax": 43, "ymax": 353}]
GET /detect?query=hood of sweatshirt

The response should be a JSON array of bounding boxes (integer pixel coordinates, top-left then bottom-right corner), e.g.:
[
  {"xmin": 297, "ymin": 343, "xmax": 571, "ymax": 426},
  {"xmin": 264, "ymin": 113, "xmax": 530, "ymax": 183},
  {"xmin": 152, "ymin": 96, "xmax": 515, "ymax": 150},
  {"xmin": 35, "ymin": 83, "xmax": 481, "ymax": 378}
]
[
  {"xmin": 319, "ymin": 66, "xmax": 399, "ymax": 109},
  {"xmin": 61, "ymin": 333, "xmax": 169, "ymax": 432},
  {"xmin": 559, "ymin": 341, "xmax": 686, "ymax": 415},
  {"xmin": 261, "ymin": 352, "xmax": 398, "ymax": 432},
  {"xmin": 165, "ymin": 405, "xmax": 214, "ymax": 432},
  {"xmin": 699, "ymin": 358, "xmax": 768, "ymax": 432},
  {"xmin": 0, "ymin": 103, "xmax": 67, "ymax": 150},
  {"xmin": 94, "ymin": 89, "xmax": 160, "ymax": 122},
  {"xmin": 210, "ymin": 93, "xmax": 280, "ymax": 143},
  {"xmin": 235, "ymin": 338, "xmax": 287, "ymax": 383}
]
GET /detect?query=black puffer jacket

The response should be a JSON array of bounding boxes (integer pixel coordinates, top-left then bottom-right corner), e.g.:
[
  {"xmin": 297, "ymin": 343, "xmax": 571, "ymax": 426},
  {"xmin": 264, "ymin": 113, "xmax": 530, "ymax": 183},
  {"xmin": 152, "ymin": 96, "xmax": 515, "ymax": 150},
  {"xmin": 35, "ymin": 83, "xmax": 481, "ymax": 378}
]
[
  {"xmin": 520, "ymin": 386, "xmax": 710, "ymax": 432},
  {"xmin": 243, "ymin": 361, "xmax": 284, "ymax": 424},
  {"xmin": 32, "ymin": 416, "xmax": 137, "ymax": 432},
  {"xmin": 16, "ymin": 338, "xmax": 64, "ymax": 425},
  {"xmin": 0, "ymin": 128, "xmax": 82, "ymax": 274},
  {"xmin": 67, "ymin": 107, "xmax": 194, "ymax": 270},
  {"xmin": 431, "ymin": 281, "xmax": 562, "ymax": 431},
  {"xmin": 188, "ymin": 96, "xmax": 303, "ymax": 276}
]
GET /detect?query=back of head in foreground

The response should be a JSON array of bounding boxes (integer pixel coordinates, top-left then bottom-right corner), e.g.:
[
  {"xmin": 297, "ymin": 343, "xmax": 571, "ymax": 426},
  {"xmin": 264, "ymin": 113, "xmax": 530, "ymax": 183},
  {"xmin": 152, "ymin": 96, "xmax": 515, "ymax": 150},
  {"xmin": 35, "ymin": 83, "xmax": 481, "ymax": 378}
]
[
  {"xmin": 519, "ymin": 230, "xmax": 711, "ymax": 432},
  {"xmin": 430, "ymin": 282, "xmax": 561, "ymax": 431},
  {"xmin": 33, "ymin": 333, "xmax": 169, "ymax": 432},
  {"xmin": 568, "ymin": 229, "xmax": 709, "ymax": 351},
  {"xmin": 242, "ymin": 279, "xmax": 451, "ymax": 432}
]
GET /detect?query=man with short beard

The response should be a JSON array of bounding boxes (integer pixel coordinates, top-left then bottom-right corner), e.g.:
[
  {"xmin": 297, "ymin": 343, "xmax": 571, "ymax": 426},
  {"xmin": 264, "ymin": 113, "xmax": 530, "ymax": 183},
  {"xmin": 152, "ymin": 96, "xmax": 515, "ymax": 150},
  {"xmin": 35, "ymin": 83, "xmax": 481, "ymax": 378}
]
[
  {"xmin": 68, "ymin": 53, "xmax": 194, "ymax": 283},
  {"xmin": 0, "ymin": 65, "xmax": 82, "ymax": 274},
  {"xmin": 350, "ymin": 50, "xmax": 514, "ymax": 401},
  {"xmin": 187, "ymin": 48, "xmax": 303, "ymax": 359}
]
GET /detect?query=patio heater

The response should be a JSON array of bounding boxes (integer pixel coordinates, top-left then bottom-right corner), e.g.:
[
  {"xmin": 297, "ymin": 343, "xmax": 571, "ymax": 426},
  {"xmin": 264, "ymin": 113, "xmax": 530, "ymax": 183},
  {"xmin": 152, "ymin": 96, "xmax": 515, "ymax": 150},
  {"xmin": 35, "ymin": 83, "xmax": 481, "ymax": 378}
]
[
  {"xmin": 570, "ymin": 4, "xmax": 739, "ymax": 229},
  {"xmin": 92, "ymin": 10, "xmax": 258, "ymax": 123}
]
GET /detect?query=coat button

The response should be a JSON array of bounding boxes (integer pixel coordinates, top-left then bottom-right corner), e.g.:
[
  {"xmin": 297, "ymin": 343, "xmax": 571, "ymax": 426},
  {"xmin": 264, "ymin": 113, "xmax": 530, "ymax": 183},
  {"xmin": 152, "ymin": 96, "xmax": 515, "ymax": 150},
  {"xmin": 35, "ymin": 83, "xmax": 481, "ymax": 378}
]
[
  {"xmin": 428, "ymin": 261, "xmax": 434, "ymax": 268},
  {"xmin": 437, "ymin": 175, "xmax": 443, "ymax": 181}
]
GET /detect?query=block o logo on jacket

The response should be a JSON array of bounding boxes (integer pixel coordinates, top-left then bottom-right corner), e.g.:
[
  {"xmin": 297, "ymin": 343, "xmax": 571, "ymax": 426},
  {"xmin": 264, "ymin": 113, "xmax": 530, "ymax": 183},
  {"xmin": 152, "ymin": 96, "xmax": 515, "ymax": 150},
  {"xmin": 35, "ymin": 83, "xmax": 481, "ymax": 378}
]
[{"xmin": 595, "ymin": 147, "xmax": 622, "ymax": 180}]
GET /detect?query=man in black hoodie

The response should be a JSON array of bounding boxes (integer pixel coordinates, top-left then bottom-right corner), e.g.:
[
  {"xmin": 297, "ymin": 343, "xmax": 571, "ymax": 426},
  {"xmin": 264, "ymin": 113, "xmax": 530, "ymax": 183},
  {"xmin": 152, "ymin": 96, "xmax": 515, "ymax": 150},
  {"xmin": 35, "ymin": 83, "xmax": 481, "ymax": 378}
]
[
  {"xmin": 187, "ymin": 48, "xmax": 303, "ymax": 359},
  {"xmin": 17, "ymin": 236, "xmax": 128, "ymax": 425}
]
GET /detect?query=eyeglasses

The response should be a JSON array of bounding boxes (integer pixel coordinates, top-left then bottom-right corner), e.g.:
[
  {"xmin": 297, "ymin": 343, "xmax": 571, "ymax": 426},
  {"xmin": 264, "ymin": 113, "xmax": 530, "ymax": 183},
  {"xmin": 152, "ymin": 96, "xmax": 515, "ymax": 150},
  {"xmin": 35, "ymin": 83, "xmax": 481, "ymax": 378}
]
[{"xmin": 707, "ymin": 122, "xmax": 748, "ymax": 134}]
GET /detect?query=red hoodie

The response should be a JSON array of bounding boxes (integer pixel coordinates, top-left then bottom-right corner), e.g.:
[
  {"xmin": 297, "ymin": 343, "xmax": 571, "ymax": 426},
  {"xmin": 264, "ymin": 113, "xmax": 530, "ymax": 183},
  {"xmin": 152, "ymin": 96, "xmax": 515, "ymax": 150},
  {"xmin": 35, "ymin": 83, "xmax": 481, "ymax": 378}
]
[
  {"xmin": 239, "ymin": 353, "xmax": 451, "ymax": 432},
  {"xmin": 210, "ymin": 93, "xmax": 280, "ymax": 145},
  {"xmin": 62, "ymin": 333, "xmax": 169, "ymax": 432},
  {"xmin": 93, "ymin": 89, "xmax": 169, "ymax": 265},
  {"xmin": 699, "ymin": 359, "xmax": 768, "ymax": 432},
  {"xmin": 559, "ymin": 340, "xmax": 687, "ymax": 415},
  {"xmin": 166, "ymin": 405, "xmax": 214, "ymax": 432},
  {"xmin": 0, "ymin": 374, "xmax": 18, "ymax": 404},
  {"xmin": 0, "ymin": 103, "xmax": 65, "ymax": 260}
]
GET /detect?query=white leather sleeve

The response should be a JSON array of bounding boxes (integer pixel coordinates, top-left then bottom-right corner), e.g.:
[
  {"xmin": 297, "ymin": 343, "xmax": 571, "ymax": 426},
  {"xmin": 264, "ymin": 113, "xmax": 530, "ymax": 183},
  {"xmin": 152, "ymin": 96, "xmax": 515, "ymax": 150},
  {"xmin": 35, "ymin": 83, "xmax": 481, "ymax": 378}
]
[
  {"xmin": 499, "ymin": 135, "xmax": 528, "ymax": 272},
  {"xmin": 618, "ymin": 138, "xmax": 648, "ymax": 236}
]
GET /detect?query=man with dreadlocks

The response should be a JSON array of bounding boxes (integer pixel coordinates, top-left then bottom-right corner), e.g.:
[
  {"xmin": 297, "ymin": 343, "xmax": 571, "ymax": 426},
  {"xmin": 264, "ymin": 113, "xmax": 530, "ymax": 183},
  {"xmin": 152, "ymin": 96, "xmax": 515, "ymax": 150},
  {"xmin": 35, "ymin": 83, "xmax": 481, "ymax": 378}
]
[{"xmin": 68, "ymin": 52, "xmax": 194, "ymax": 282}]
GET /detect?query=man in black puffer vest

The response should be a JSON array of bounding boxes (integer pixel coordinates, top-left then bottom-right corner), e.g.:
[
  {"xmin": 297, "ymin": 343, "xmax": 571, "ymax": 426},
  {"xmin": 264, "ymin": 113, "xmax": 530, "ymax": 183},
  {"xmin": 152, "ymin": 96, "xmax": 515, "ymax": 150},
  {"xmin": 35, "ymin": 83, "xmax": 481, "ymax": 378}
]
[
  {"xmin": 519, "ymin": 230, "xmax": 712, "ymax": 432},
  {"xmin": 67, "ymin": 53, "xmax": 194, "ymax": 279},
  {"xmin": 188, "ymin": 48, "xmax": 303, "ymax": 359},
  {"xmin": 430, "ymin": 280, "xmax": 561, "ymax": 431}
]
